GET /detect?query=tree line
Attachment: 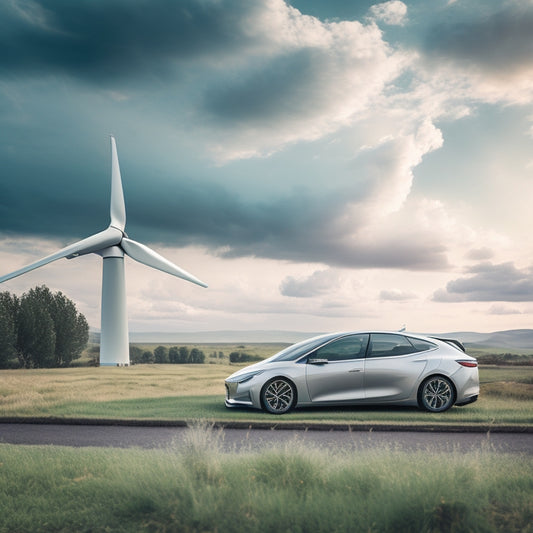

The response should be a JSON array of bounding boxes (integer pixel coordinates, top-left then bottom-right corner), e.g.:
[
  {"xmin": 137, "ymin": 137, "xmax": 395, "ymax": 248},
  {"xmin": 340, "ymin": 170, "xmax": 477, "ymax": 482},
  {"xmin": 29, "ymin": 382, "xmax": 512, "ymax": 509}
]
[
  {"xmin": 129, "ymin": 345, "xmax": 206, "ymax": 365},
  {"xmin": 0, "ymin": 286, "xmax": 89, "ymax": 368},
  {"xmin": 128, "ymin": 346, "xmax": 264, "ymax": 365}
]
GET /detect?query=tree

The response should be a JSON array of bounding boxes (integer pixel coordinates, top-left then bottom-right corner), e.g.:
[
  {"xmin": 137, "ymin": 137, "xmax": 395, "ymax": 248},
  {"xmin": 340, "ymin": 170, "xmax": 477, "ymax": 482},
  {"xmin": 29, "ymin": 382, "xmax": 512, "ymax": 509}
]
[
  {"xmin": 154, "ymin": 345, "xmax": 168, "ymax": 364},
  {"xmin": 5, "ymin": 286, "xmax": 89, "ymax": 368},
  {"xmin": 168, "ymin": 346, "xmax": 179, "ymax": 364},
  {"xmin": 0, "ymin": 292, "xmax": 18, "ymax": 368},
  {"xmin": 129, "ymin": 345, "xmax": 143, "ymax": 364},
  {"xmin": 142, "ymin": 350, "xmax": 154, "ymax": 364},
  {"xmin": 16, "ymin": 287, "xmax": 56, "ymax": 368},
  {"xmin": 190, "ymin": 348, "xmax": 205, "ymax": 364},
  {"xmin": 178, "ymin": 346, "xmax": 189, "ymax": 363},
  {"xmin": 48, "ymin": 291, "xmax": 89, "ymax": 366}
]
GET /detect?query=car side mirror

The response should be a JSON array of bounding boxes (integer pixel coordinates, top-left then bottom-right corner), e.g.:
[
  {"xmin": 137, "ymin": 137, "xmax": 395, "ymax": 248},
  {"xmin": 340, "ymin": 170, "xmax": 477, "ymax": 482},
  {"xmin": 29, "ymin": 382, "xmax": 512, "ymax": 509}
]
[{"xmin": 308, "ymin": 358, "xmax": 328, "ymax": 365}]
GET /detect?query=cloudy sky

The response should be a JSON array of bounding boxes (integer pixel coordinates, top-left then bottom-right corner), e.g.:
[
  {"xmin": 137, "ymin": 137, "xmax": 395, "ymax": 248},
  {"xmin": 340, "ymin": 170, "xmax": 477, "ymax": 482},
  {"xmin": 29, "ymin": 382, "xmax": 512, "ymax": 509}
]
[{"xmin": 1, "ymin": 0, "xmax": 532, "ymax": 335}]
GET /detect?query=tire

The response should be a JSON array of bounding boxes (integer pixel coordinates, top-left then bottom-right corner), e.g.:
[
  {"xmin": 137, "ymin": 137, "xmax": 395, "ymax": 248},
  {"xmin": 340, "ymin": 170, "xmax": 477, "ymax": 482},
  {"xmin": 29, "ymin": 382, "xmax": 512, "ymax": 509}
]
[
  {"xmin": 261, "ymin": 377, "xmax": 296, "ymax": 414},
  {"xmin": 418, "ymin": 375, "xmax": 455, "ymax": 412}
]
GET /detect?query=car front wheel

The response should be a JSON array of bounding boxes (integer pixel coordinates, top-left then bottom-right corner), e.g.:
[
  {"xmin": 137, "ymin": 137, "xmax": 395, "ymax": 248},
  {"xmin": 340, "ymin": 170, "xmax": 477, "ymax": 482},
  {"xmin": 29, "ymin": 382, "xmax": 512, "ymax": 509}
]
[
  {"xmin": 261, "ymin": 378, "xmax": 296, "ymax": 414},
  {"xmin": 418, "ymin": 376, "xmax": 455, "ymax": 412}
]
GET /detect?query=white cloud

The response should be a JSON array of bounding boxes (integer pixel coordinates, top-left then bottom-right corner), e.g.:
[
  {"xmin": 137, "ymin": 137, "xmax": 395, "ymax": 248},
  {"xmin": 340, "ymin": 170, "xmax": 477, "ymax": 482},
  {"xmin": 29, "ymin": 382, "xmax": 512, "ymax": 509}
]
[
  {"xmin": 487, "ymin": 304, "xmax": 522, "ymax": 315},
  {"xmin": 280, "ymin": 269, "xmax": 342, "ymax": 298},
  {"xmin": 379, "ymin": 289, "xmax": 417, "ymax": 301},
  {"xmin": 465, "ymin": 247, "xmax": 494, "ymax": 261},
  {"xmin": 368, "ymin": 1, "xmax": 408, "ymax": 26},
  {"xmin": 354, "ymin": 121, "xmax": 443, "ymax": 217},
  {"xmin": 203, "ymin": 1, "xmax": 411, "ymax": 160}
]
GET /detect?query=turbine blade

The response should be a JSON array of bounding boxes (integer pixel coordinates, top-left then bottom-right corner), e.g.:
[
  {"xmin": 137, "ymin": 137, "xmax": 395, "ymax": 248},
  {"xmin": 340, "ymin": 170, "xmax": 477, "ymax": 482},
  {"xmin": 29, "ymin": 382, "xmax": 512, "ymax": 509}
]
[
  {"xmin": 121, "ymin": 237, "xmax": 208, "ymax": 288},
  {"xmin": 0, "ymin": 227, "xmax": 122, "ymax": 283},
  {"xmin": 110, "ymin": 136, "xmax": 126, "ymax": 231}
]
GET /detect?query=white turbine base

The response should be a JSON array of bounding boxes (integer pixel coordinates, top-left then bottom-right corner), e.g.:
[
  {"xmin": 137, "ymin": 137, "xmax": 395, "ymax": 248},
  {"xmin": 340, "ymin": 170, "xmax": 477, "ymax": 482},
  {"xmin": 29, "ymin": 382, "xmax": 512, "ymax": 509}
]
[{"xmin": 99, "ymin": 249, "xmax": 130, "ymax": 366}]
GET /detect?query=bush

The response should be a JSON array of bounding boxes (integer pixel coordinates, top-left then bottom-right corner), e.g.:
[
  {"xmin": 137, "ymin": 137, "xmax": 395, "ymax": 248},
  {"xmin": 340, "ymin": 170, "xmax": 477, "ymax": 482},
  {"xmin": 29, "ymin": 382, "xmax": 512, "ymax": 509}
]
[
  {"xmin": 229, "ymin": 351, "xmax": 263, "ymax": 363},
  {"xmin": 478, "ymin": 353, "xmax": 533, "ymax": 366},
  {"xmin": 139, "ymin": 346, "xmax": 207, "ymax": 364}
]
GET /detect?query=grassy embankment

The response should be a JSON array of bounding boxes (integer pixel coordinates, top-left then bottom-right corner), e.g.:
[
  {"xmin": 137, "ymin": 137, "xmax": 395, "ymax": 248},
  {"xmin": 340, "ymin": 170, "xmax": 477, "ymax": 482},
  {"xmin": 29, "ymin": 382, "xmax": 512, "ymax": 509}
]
[
  {"xmin": 1, "ymin": 359, "xmax": 532, "ymax": 427},
  {"xmin": 0, "ymin": 424, "xmax": 532, "ymax": 533}
]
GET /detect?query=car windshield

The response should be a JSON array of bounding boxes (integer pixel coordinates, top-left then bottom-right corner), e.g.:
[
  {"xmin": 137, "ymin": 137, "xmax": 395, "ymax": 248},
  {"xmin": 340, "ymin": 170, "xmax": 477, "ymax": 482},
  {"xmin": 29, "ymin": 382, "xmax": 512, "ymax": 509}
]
[{"xmin": 269, "ymin": 333, "xmax": 341, "ymax": 362}]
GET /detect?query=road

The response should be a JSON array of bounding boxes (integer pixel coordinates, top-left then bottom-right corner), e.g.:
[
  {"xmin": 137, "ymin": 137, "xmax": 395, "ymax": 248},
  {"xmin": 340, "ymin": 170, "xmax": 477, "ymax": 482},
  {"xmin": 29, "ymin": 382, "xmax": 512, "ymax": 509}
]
[{"xmin": 1, "ymin": 423, "xmax": 532, "ymax": 454}]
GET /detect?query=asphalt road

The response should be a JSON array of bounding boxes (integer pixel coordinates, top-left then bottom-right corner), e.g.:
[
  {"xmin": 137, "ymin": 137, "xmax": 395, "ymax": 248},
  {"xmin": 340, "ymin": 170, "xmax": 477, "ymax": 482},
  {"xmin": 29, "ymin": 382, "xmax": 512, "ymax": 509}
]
[{"xmin": 1, "ymin": 423, "xmax": 532, "ymax": 454}]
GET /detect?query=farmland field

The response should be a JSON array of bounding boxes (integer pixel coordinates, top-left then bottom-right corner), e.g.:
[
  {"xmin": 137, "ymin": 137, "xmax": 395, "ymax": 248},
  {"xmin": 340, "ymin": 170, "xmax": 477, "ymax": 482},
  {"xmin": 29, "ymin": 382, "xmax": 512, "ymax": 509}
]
[{"xmin": 1, "ymin": 356, "xmax": 532, "ymax": 427}]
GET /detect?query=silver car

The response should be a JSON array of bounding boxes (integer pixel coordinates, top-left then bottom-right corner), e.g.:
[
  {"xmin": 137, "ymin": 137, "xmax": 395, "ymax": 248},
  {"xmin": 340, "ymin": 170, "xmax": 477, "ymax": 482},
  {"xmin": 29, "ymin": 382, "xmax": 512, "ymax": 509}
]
[{"xmin": 225, "ymin": 331, "xmax": 479, "ymax": 414}]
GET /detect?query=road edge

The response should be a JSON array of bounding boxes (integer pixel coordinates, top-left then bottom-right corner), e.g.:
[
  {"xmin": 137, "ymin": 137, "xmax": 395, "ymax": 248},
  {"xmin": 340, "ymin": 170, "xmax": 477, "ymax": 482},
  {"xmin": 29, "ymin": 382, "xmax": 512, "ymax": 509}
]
[{"xmin": 1, "ymin": 416, "xmax": 532, "ymax": 433}]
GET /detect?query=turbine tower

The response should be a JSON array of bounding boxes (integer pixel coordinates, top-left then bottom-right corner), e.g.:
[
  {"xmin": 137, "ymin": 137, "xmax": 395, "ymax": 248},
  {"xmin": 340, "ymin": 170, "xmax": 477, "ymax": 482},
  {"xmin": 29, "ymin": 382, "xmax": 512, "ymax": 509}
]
[{"xmin": 0, "ymin": 137, "xmax": 207, "ymax": 366}]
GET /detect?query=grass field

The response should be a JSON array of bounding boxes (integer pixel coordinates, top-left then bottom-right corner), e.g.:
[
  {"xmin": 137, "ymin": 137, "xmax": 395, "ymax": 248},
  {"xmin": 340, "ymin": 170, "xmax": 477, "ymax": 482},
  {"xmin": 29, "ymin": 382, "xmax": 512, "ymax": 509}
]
[
  {"xmin": 0, "ymin": 424, "xmax": 532, "ymax": 533},
  {"xmin": 1, "ymin": 357, "xmax": 532, "ymax": 532},
  {"xmin": 1, "ymin": 363, "xmax": 532, "ymax": 427}
]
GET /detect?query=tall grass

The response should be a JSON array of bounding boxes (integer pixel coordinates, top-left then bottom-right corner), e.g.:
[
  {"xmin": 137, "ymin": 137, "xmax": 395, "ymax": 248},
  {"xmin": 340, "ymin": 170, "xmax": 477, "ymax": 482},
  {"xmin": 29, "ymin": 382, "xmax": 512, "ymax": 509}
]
[{"xmin": 0, "ymin": 424, "xmax": 531, "ymax": 533}]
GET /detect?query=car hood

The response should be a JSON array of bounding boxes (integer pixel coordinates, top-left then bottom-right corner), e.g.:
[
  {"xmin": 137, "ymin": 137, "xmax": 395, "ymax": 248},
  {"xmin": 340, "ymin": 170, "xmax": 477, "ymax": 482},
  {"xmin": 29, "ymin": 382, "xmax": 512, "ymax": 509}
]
[{"xmin": 225, "ymin": 360, "xmax": 289, "ymax": 380}]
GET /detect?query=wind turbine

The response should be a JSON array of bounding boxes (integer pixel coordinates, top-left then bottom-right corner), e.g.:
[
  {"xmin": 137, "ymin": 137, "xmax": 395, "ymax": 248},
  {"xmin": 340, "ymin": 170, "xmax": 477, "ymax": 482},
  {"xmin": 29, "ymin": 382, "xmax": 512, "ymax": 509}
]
[{"xmin": 0, "ymin": 136, "xmax": 207, "ymax": 366}]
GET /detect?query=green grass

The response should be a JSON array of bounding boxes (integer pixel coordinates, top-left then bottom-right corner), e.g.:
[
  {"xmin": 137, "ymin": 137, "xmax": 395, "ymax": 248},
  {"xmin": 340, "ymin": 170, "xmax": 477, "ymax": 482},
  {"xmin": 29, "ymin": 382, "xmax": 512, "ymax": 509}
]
[
  {"xmin": 1, "ymin": 365, "xmax": 532, "ymax": 428},
  {"xmin": 0, "ymin": 425, "xmax": 532, "ymax": 533},
  {"xmin": 8, "ymin": 394, "xmax": 530, "ymax": 427}
]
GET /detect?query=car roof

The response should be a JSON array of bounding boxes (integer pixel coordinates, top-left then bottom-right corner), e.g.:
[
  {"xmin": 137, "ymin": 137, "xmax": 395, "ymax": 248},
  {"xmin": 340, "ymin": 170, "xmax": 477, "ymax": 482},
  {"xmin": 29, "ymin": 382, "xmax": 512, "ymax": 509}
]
[
  {"xmin": 328, "ymin": 330, "xmax": 432, "ymax": 339},
  {"xmin": 327, "ymin": 331, "xmax": 466, "ymax": 351}
]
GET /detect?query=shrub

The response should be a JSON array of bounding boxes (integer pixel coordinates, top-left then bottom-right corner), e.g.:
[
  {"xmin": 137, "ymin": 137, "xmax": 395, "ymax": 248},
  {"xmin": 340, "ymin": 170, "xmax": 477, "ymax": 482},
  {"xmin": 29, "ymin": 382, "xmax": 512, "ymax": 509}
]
[{"xmin": 229, "ymin": 351, "xmax": 263, "ymax": 363}]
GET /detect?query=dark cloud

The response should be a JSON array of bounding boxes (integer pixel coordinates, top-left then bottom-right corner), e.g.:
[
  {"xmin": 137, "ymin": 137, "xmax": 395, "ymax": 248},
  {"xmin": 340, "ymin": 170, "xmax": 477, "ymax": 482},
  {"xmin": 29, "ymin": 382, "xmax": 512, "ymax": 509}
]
[
  {"xmin": 288, "ymin": 0, "xmax": 375, "ymax": 21},
  {"xmin": 0, "ymin": 148, "xmax": 449, "ymax": 272},
  {"xmin": 0, "ymin": 0, "xmax": 449, "ymax": 273},
  {"xmin": 205, "ymin": 50, "xmax": 319, "ymax": 125},
  {"xmin": 0, "ymin": 0, "xmax": 255, "ymax": 84},
  {"xmin": 433, "ymin": 262, "xmax": 533, "ymax": 302},
  {"xmin": 425, "ymin": 4, "xmax": 533, "ymax": 75},
  {"xmin": 127, "ymin": 179, "xmax": 448, "ymax": 270}
]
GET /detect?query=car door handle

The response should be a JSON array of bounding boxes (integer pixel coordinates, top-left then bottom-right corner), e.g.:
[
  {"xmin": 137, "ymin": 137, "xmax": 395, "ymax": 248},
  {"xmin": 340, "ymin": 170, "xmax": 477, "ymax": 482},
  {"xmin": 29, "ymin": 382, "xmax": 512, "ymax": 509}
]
[{"xmin": 348, "ymin": 369, "xmax": 361, "ymax": 373}]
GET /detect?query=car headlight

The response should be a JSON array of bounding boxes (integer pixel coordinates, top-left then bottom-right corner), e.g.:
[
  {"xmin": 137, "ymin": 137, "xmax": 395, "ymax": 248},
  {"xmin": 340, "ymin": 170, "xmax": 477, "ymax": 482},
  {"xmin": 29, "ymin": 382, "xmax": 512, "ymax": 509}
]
[{"xmin": 226, "ymin": 370, "xmax": 264, "ymax": 384}]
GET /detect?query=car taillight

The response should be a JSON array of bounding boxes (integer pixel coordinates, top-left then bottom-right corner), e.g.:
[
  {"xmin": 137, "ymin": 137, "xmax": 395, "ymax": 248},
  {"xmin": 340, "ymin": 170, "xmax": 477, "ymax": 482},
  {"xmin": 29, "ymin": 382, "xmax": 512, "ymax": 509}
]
[{"xmin": 456, "ymin": 360, "xmax": 478, "ymax": 368}]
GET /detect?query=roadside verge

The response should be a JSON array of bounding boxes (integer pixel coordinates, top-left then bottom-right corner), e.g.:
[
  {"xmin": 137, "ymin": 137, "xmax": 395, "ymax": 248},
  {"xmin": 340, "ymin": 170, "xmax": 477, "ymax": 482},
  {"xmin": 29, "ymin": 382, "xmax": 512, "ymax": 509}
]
[{"xmin": 1, "ymin": 416, "xmax": 532, "ymax": 433}]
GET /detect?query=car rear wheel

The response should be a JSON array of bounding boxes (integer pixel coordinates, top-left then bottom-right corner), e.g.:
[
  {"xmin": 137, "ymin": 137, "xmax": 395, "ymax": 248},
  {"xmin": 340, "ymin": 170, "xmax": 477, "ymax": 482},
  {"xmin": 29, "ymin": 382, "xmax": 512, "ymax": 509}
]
[
  {"xmin": 261, "ymin": 378, "xmax": 296, "ymax": 414},
  {"xmin": 418, "ymin": 376, "xmax": 455, "ymax": 412}
]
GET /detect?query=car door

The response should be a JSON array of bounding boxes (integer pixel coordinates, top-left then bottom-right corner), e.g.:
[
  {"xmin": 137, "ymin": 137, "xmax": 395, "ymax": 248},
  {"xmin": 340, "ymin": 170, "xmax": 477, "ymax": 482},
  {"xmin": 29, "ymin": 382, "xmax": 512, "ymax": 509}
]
[
  {"xmin": 364, "ymin": 333, "xmax": 429, "ymax": 401},
  {"xmin": 305, "ymin": 334, "xmax": 369, "ymax": 402}
]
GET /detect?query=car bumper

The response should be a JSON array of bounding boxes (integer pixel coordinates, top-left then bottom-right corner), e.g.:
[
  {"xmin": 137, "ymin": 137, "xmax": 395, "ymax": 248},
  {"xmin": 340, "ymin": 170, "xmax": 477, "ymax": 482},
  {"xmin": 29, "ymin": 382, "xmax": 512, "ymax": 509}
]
[{"xmin": 225, "ymin": 382, "xmax": 255, "ymax": 408}]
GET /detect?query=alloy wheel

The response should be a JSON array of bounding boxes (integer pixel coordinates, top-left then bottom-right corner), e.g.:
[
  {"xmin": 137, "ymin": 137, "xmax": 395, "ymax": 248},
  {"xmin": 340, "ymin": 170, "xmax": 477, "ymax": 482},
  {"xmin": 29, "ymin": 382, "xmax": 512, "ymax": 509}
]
[
  {"xmin": 262, "ymin": 378, "xmax": 295, "ymax": 414},
  {"xmin": 419, "ymin": 376, "xmax": 455, "ymax": 412}
]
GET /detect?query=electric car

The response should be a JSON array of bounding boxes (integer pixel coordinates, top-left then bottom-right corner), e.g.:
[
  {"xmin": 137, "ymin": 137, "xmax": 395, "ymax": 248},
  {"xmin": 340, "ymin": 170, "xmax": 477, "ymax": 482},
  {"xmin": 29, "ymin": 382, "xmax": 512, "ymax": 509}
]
[{"xmin": 225, "ymin": 331, "xmax": 479, "ymax": 414}]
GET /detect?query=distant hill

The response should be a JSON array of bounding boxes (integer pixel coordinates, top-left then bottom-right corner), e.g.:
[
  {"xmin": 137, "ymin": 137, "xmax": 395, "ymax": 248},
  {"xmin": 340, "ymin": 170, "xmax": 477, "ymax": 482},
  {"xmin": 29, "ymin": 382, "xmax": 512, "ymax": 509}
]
[
  {"xmin": 127, "ymin": 330, "xmax": 323, "ymax": 344},
  {"xmin": 88, "ymin": 328, "xmax": 533, "ymax": 351},
  {"xmin": 442, "ymin": 329, "xmax": 533, "ymax": 351}
]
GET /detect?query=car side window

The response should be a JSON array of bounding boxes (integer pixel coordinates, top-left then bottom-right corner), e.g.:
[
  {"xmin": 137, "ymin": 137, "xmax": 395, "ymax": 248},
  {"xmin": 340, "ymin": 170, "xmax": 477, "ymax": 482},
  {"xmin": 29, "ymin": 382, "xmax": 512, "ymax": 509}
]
[
  {"xmin": 407, "ymin": 337, "xmax": 437, "ymax": 353},
  {"xmin": 368, "ymin": 334, "xmax": 418, "ymax": 358},
  {"xmin": 314, "ymin": 334, "xmax": 369, "ymax": 362}
]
